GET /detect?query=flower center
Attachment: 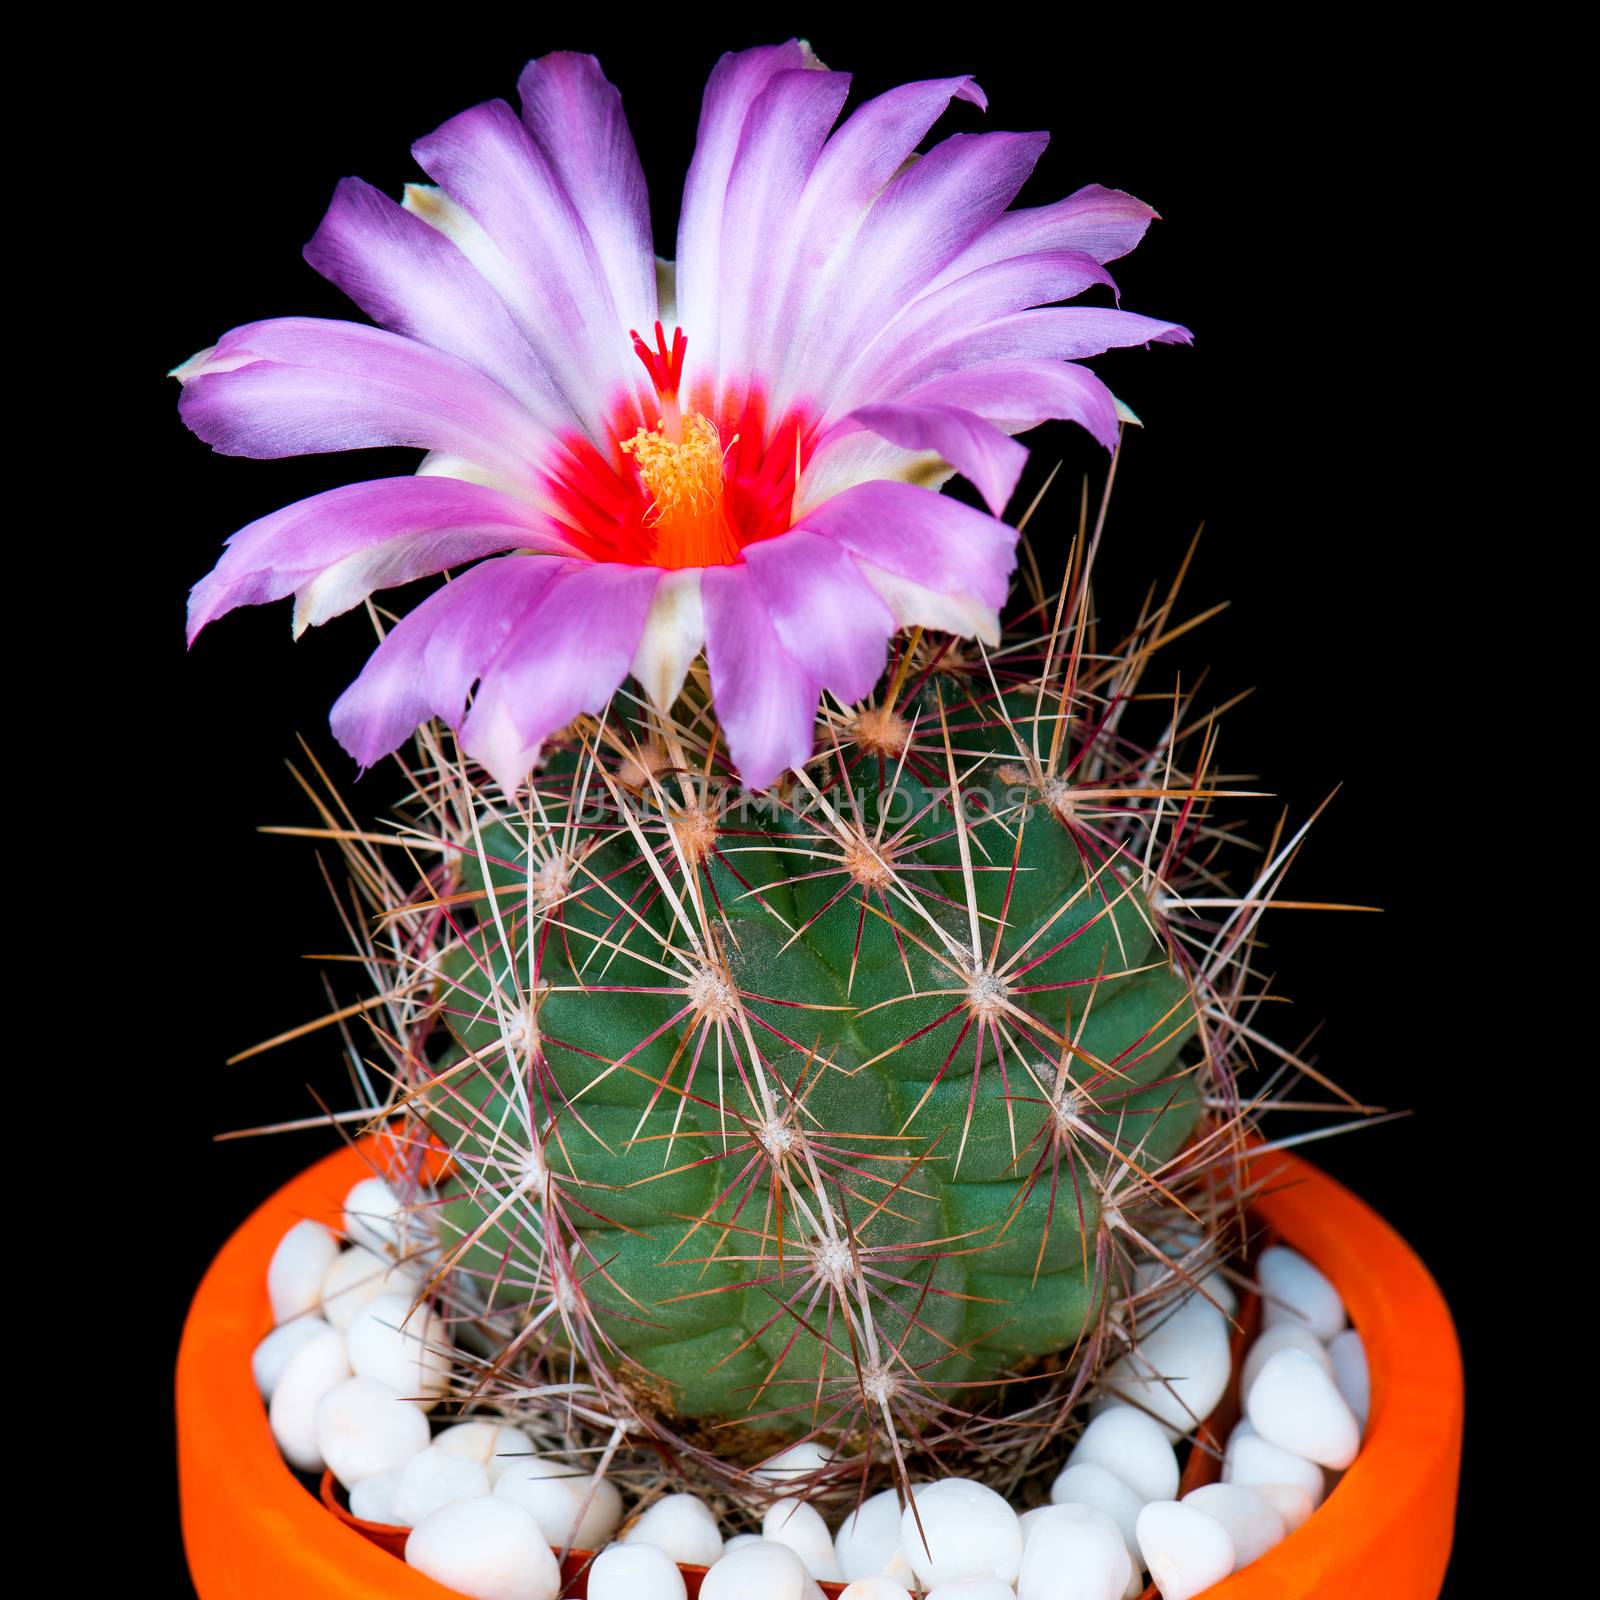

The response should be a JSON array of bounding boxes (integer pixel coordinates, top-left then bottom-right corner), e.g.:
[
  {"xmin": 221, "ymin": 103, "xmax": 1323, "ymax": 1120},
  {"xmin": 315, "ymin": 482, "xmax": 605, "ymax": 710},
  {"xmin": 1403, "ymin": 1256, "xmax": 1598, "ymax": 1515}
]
[
  {"xmin": 620, "ymin": 412, "xmax": 742, "ymax": 569},
  {"xmin": 619, "ymin": 322, "xmax": 743, "ymax": 569}
]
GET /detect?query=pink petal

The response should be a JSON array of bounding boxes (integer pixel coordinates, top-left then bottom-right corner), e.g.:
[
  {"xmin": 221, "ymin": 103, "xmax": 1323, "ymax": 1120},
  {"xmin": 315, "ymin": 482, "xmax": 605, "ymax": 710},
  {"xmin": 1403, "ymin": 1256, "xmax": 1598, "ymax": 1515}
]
[
  {"xmin": 833, "ymin": 250, "xmax": 1118, "ymax": 413},
  {"xmin": 743, "ymin": 529, "xmax": 895, "ymax": 705},
  {"xmin": 797, "ymin": 479, "xmax": 1018, "ymax": 614},
  {"xmin": 330, "ymin": 555, "xmax": 562, "ymax": 770},
  {"xmin": 460, "ymin": 561, "xmax": 662, "ymax": 792},
  {"xmin": 516, "ymin": 53, "xmax": 658, "ymax": 341},
  {"xmin": 187, "ymin": 476, "xmax": 569, "ymax": 643},
  {"xmin": 887, "ymin": 306, "xmax": 1192, "ymax": 394},
  {"xmin": 761, "ymin": 75, "xmax": 987, "ymax": 397},
  {"xmin": 925, "ymin": 183, "xmax": 1161, "ymax": 293},
  {"xmin": 701, "ymin": 562, "xmax": 820, "ymax": 791},
  {"xmin": 714, "ymin": 66, "xmax": 853, "ymax": 386},
  {"xmin": 176, "ymin": 317, "xmax": 546, "ymax": 481},
  {"xmin": 897, "ymin": 359, "xmax": 1122, "ymax": 452},
  {"xmin": 675, "ymin": 41, "xmax": 818, "ymax": 392},
  {"xmin": 411, "ymin": 100, "xmax": 641, "ymax": 433},
  {"xmin": 776, "ymin": 129, "xmax": 1048, "ymax": 414},
  {"xmin": 303, "ymin": 177, "xmax": 558, "ymax": 421},
  {"xmin": 824, "ymin": 401, "xmax": 1030, "ymax": 515}
]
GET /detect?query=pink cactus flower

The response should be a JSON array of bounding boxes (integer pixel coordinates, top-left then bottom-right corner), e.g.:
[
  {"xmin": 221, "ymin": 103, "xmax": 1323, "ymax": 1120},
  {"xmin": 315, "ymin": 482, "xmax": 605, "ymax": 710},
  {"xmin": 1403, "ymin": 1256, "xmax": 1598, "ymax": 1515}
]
[{"xmin": 178, "ymin": 41, "xmax": 1188, "ymax": 791}]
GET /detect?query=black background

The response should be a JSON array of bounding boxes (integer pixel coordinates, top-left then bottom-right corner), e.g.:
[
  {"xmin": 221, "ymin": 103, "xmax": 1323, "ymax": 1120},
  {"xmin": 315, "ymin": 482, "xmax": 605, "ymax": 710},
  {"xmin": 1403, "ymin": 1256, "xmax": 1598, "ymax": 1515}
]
[{"xmin": 113, "ymin": 20, "xmax": 1475, "ymax": 1594}]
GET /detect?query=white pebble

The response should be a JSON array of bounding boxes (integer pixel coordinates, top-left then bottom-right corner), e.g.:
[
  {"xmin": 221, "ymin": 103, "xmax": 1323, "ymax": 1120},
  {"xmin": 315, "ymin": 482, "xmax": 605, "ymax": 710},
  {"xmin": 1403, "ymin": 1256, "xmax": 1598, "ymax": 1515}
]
[
  {"xmin": 623, "ymin": 1492, "xmax": 724, "ymax": 1567},
  {"xmin": 1017, "ymin": 1503, "xmax": 1131, "ymax": 1600},
  {"xmin": 268, "ymin": 1323, "xmax": 351, "ymax": 1471},
  {"xmin": 314, "ymin": 1376, "xmax": 430, "ymax": 1489},
  {"xmin": 252, "ymin": 1315, "xmax": 333, "ymax": 1400},
  {"xmin": 1019, "ymin": 1504, "xmax": 1052, "ymax": 1544},
  {"xmin": 1251, "ymin": 1482, "xmax": 1316, "ymax": 1533},
  {"xmin": 1223, "ymin": 1430, "xmax": 1325, "ymax": 1505},
  {"xmin": 901, "ymin": 1478, "xmax": 1022, "ymax": 1589},
  {"xmin": 763, "ymin": 1497, "xmax": 844, "ymax": 1581},
  {"xmin": 700, "ymin": 1540, "xmax": 824, "ymax": 1600},
  {"xmin": 927, "ymin": 1579, "xmax": 1016, "ymax": 1600},
  {"xmin": 587, "ymin": 1541, "xmax": 688, "ymax": 1600},
  {"xmin": 349, "ymin": 1469, "xmax": 403, "ymax": 1524},
  {"xmin": 405, "ymin": 1496, "xmax": 559, "ymax": 1600},
  {"xmin": 754, "ymin": 1441, "xmax": 833, "ymax": 1482},
  {"xmin": 346, "ymin": 1292, "xmax": 451, "ymax": 1408},
  {"xmin": 269, "ymin": 1219, "xmax": 341, "ymax": 1323},
  {"xmin": 1136, "ymin": 1255, "xmax": 1238, "ymax": 1319},
  {"xmin": 1182, "ymin": 1483, "xmax": 1285, "ymax": 1568},
  {"xmin": 344, "ymin": 1176, "xmax": 406, "ymax": 1253},
  {"xmin": 1327, "ymin": 1328, "xmax": 1370, "ymax": 1429},
  {"xmin": 839, "ymin": 1581, "xmax": 914, "ymax": 1600},
  {"xmin": 1135, "ymin": 1501, "xmax": 1236, "ymax": 1600},
  {"xmin": 495, "ymin": 1458, "xmax": 623, "ymax": 1548},
  {"xmin": 1049, "ymin": 1462, "xmax": 1144, "ymax": 1564},
  {"xmin": 1102, "ymin": 1295, "xmax": 1232, "ymax": 1438},
  {"xmin": 1197, "ymin": 1273, "xmax": 1238, "ymax": 1318},
  {"xmin": 836, "ymin": 1487, "xmax": 915, "ymax": 1582},
  {"xmin": 319, "ymin": 1246, "xmax": 425, "ymax": 1331},
  {"xmin": 1240, "ymin": 1321, "xmax": 1333, "ymax": 1402},
  {"xmin": 1067, "ymin": 1406, "xmax": 1180, "ymax": 1504},
  {"xmin": 1246, "ymin": 1348, "xmax": 1361, "ymax": 1469},
  {"xmin": 433, "ymin": 1420, "xmax": 537, "ymax": 1482},
  {"xmin": 1258, "ymin": 1246, "xmax": 1346, "ymax": 1340},
  {"xmin": 394, "ymin": 1444, "xmax": 491, "ymax": 1526}
]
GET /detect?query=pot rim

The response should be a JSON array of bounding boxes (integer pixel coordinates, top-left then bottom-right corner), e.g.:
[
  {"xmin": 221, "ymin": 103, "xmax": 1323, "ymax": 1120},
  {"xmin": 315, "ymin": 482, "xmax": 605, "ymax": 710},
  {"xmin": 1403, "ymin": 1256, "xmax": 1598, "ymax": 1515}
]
[{"xmin": 177, "ymin": 1136, "xmax": 1461, "ymax": 1598}]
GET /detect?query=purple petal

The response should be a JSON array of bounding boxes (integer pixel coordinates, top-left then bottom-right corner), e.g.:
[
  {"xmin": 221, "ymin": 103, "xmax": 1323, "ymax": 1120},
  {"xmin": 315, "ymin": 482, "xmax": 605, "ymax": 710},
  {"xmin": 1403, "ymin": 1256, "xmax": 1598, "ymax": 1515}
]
[
  {"xmin": 176, "ymin": 317, "xmax": 546, "ymax": 480},
  {"xmin": 761, "ymin": 75, "xmax": 986, "ymax": 393},
  {"xmin": 887, "ymin": 307, "xmax": 1193, "ymax": 394},
  {"xmin": 461, "ymin": 561, "xmax": 661, "ymax": 792},
  {"xmin": 898, "ymin": 359, "xmax": 1123, "ymax": 452},
  {"xmin": 926, "ymin": 183, "xmax": 1161, "ymax": 293},
  {"xmin": 832, "ymin": 250, "xmax": 1118, "ymax": 415},
  {"xmin": 304, "ymin": 178, "xmax": 557, "ymax": 419},
  {"xmin": 777, "ymin": 130, "xmax": 1049, "ymax": 412},
  {"xmin": 715, "ymin": 66, "xmax": 853, "ymax": 385},
  {"xmin": 675, "ymin": 41, "xmax": 817, "ymax": 390},
  {"xmin": 794, "ymin": 75, "xmax": 987, "ymax": 240},
  {"xmin": 797, "ymin": 479, "xmax": 1018, "ymax": 614},
  {"xmin": 827, "ymin": 402, "xmax": 1029, "ymax": 515},
  {"xmin": 702, "ymin": 562, "xmax": 819, "ymax": 792},
  {"xmin": 187, "ymin": 476, "xmax": 568, "ymax": 642},
  {"xmin": 330, "ymin": 555, "xmax": 563, "ymax": 770},
  {"xmin": 743, "ymin": 529, "xmax": 895, "ymax": 706},
  {"xmin": 517, "ymin": 53, "xmax": 657, "ymax": 339},
  {"xmin": 411, "ymin": 101, "xmax": 640, "ymax": 431}
]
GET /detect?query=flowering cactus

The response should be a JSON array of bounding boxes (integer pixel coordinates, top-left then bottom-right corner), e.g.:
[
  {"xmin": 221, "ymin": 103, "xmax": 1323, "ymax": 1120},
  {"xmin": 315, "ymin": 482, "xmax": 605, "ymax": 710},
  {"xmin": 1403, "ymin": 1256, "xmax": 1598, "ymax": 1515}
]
[
  {"xmin": 177, "ymin": 42, "xmax": 1187, "ymax": 794},
  {"xmin": 180, "ymin": 42, "xmax": 1248, "ymax": 1490}
]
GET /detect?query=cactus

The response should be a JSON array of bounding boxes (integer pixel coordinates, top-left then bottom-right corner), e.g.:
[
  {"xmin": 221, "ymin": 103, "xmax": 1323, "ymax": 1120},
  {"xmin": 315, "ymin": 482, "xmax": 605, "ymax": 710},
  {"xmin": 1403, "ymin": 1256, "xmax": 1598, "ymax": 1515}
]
[{"xmin": 327, "ymin": 539, "xmax": 1254, "ymax": 1487}]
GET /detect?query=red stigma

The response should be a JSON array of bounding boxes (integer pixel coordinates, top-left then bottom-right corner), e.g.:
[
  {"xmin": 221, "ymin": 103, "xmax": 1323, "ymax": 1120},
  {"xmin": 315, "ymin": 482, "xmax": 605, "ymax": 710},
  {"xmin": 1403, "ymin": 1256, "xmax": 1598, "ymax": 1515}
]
[{"xmin": 629, "ymin": 321, "xmax": 687, "ymax": 399}]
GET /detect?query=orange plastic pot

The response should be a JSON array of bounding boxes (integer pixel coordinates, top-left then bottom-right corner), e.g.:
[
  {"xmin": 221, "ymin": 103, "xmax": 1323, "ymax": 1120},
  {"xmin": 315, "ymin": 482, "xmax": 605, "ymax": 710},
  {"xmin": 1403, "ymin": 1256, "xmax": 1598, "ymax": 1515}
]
[{"xmin": 178, "ymin": 1138, "xmax": 1461, "ymax": 1598}]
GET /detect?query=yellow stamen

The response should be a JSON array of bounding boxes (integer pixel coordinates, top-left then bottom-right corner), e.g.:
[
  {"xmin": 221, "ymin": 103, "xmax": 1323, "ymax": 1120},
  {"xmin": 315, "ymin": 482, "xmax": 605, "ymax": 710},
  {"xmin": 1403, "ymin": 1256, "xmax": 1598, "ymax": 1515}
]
[{"xmin": 620, "ymin": 412, "xmax": 742, "ymax": 568}]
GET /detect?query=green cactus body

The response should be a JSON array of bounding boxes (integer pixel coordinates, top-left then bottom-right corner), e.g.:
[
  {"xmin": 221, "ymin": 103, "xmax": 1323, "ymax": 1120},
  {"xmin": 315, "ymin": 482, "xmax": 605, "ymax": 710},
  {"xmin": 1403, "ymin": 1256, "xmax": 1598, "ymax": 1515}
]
[{"xmin": 421, "ymin": 690, "xmax": 1200, "ymax": 1442}]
